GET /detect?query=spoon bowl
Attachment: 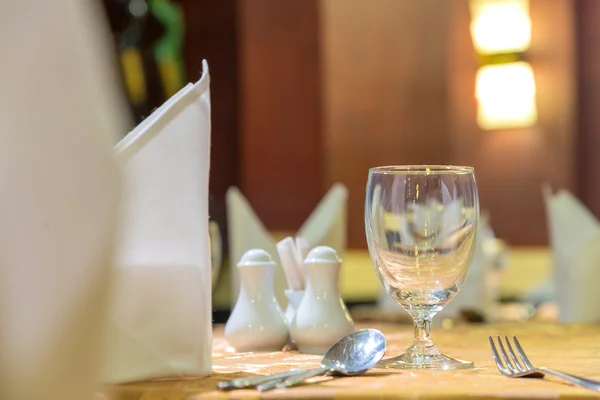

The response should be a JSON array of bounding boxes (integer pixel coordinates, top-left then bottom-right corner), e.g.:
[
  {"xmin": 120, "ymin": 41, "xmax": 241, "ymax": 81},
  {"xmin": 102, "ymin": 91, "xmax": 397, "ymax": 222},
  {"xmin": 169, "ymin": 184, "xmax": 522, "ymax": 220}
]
[{"xmin": 256, "ymin": 328, "xmax": 386, "ymax": 391}]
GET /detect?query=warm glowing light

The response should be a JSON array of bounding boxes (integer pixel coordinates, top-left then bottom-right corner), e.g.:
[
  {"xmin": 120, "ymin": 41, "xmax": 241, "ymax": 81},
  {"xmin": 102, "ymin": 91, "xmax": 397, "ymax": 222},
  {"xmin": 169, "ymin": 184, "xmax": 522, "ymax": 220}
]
[
  {"xmin": 470, "ymin": 0, "xmax": 531, "ymax": 55},
  {"xmin": 475, "ymin": 62, "xmax": 537, "ymax": 130}
]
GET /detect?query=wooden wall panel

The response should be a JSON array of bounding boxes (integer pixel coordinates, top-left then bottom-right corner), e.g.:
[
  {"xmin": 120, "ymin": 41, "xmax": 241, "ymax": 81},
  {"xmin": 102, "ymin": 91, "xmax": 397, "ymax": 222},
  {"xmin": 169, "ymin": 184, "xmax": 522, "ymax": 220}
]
[
  {"xmin": 575, "ymin": 0, "xmax": 600, "ymax": 218},
  {"xmin": 194, "ymin": 0, "xmax": 578, "ymax": 249},
  {"xmin": 181, "ymin": 0, "xmax": 239, "ymax": 250},
  {"xmin": 322, "ymin": 0, "xmax": 452, "ymax": 248},
  {"xmin": 238, "ymin": 0, "xmax": 324, "ymax": 231},
  {"xmin": 447, "ymin": 0, "xmax": 576, "ymax": 246}
]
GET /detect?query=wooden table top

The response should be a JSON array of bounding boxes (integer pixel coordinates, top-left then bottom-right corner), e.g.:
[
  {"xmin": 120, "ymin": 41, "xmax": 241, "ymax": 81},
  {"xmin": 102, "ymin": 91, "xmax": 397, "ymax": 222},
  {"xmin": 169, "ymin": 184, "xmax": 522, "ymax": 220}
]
[{"xmin": 103, "ymin": 322, "xmax": 600, "ymax": 399}]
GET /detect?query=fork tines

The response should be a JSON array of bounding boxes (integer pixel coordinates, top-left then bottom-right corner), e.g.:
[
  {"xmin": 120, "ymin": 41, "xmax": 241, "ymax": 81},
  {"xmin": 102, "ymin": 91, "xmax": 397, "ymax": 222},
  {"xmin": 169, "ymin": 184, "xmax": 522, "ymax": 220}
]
[
  {"xmin": 489, "ymin": 334, "xmax": 600, "ymax": 391},
  {"xmin": 489, "ymin": 335, "xmax": 535, "ymax": 376}
]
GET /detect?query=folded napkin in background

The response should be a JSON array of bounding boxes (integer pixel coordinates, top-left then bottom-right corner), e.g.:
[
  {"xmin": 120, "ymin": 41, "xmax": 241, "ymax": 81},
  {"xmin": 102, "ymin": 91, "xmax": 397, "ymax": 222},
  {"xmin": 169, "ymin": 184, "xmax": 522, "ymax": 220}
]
[
  {"xmin": 540, "ymin": 186, "xmax": 600, "ymax": 323},
  {"xmin": 103, "ymin": 60, "xmax": 212, "ymax": 383},
  {"xmin": 0, "ymin": 1, "xmax": 128, "ymax": 399},
  {"xmin": 226, "ymin": 183, "xmax": 348, "ymax": 307},
  {"xmin": 436, "ymin": 212, "xmax": 507, "ymax": 321}
]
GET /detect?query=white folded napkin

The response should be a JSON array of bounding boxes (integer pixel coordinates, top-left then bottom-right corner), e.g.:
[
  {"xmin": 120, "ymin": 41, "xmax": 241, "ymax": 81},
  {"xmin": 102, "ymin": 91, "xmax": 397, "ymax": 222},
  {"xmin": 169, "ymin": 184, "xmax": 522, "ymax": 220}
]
[
  {"xmin": 103, "ymin": 60, "xmax": 212, "ymax": 383},
  {"xmin": 541, "ymin": 186, "xmax": 600, "ymax": 322},
  {"xmin": 226, "ymin": 183, "xmax": 348, "ymax": 307},
  {"xmin": 437, "ymin": 212, "xmax": 506, "ymax": 320},
  {"xmin": 0, "ymin": 1, "xmax": 127, "ymax": 399}
]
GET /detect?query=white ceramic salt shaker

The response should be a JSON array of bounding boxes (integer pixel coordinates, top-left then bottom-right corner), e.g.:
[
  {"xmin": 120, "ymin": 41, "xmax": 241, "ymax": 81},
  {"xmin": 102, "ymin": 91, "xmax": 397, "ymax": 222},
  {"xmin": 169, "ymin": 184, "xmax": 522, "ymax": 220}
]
[
  {"xmin": 290, "ymin": 246, "xmax": 355, "ymax": 354},
  {"xmin": 224, "ymin": 249, "xmax": 288, "ymax": 352}
]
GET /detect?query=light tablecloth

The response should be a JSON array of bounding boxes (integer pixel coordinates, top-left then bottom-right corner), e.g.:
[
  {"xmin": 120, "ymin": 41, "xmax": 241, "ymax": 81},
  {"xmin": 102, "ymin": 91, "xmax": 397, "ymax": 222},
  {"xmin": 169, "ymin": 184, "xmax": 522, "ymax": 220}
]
[{"xmin": 103, "ymin": 322, "xmax": 600, "ymax": 399}]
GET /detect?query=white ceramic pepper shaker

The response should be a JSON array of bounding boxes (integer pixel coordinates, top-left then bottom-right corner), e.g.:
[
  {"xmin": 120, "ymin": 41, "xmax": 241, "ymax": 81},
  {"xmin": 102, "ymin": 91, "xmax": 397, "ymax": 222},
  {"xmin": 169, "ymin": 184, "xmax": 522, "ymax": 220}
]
[
  {"xmin": 224, "ymin": 249, "xmax": 288, "ymax": 352},
  {"xmin": 290, "ymin": 246, "xmax": 355, "ymax": 354}
]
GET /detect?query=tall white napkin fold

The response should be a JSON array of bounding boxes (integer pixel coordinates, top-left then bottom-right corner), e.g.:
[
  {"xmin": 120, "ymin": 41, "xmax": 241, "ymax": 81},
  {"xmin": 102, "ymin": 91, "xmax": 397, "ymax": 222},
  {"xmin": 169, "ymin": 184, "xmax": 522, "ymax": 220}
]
[
  {"xmin": 296, "ymin": 184, "xmax": 348, "ymax": 250},
  {"xmin": 103, "ymin": 60, "xmax": 212, "ymax": 383},
  {"xmin": 0, "ymin": 1, "xmax": 127, "ymax": 399},
  {"xmin": 541, "ymin": 186, "xmax": 600, "ymax": 322},
  {"xmin": 226, "ymin": 183, "xmax": 348, "ymax": 307}
]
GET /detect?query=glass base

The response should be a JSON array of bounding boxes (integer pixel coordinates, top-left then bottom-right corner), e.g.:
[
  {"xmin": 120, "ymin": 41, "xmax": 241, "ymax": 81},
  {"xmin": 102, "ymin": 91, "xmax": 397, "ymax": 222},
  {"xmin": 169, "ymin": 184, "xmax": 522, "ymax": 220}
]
[{"xmin": 376, "ymin": 344, "xmax": 474, "ymax": 370}]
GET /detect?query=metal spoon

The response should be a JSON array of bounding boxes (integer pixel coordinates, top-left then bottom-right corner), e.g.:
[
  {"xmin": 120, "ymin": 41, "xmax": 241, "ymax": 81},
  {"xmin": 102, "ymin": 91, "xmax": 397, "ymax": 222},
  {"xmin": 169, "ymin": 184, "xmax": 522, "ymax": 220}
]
[
  {"xmin": 256, "ymin": 328, "xmax": 386, "ymax": 391},
  {"xmin": 217, "ymin": 329, "xmax": 386, "ymax": 390}
]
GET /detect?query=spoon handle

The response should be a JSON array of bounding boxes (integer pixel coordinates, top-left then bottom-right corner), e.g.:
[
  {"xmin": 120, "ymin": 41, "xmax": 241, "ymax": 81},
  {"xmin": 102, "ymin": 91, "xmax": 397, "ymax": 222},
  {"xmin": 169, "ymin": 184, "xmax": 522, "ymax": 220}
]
[
  {"xmin": 257, "ymin": 367, "xmax": 327, "ymax": 391},
  {"xmin": 217, "ymin": 369, "xmax": 304, "ymax": 390}
]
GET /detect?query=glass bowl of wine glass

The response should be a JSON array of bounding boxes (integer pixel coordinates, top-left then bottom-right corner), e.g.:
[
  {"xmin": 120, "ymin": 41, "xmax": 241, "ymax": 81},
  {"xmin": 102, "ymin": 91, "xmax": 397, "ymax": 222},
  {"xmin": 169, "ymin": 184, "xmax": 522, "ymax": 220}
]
[{"xmin": 365, "ymin": 165, "xmax": 479, "ymax": 370}]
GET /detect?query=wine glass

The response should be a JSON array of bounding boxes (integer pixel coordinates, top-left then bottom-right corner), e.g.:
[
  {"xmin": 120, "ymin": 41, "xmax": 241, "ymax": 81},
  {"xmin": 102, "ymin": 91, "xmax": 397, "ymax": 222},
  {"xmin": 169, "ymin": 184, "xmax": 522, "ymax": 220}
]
[{"xmin": 365, "ymin": 165, "xmax": 479, "ymax": 370}]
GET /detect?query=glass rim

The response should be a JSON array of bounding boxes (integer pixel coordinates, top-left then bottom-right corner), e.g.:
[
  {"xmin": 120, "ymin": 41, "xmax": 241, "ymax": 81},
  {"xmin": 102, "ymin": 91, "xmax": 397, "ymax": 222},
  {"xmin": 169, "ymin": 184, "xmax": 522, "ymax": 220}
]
[{"xmin": 369, "ymin": 165, "xmax": 474, "ymax": 175}]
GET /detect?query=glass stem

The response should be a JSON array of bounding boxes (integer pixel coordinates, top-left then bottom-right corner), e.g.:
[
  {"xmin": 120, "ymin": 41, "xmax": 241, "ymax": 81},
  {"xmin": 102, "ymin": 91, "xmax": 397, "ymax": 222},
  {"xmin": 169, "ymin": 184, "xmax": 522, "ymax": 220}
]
[{"xmin": 413, "ymin": 318, "xmax": 433, "ymax": 347}]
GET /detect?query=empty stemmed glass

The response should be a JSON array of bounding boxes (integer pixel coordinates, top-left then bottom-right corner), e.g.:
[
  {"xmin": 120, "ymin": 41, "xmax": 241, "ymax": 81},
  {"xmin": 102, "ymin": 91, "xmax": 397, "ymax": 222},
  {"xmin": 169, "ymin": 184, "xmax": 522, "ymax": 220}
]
[{"xmin": 365, "ymin": 165, "xmax": 479, "ymax": 370}]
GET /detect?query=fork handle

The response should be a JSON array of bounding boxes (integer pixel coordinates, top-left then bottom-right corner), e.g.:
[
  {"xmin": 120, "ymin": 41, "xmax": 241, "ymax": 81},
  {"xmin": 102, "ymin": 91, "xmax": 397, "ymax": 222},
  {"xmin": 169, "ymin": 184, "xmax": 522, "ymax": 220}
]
[
  {"xmin": 540, "ymin": 367, "xmax": 600, "ymax": 391},
  {"xmin": 217, "ymin": 369, "xmax": 304, "ymax": 390}
]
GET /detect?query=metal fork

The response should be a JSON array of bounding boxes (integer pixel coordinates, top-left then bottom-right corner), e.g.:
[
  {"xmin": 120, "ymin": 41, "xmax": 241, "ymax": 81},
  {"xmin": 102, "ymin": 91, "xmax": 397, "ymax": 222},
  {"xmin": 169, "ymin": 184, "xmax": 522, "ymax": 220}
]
[{"xmin": 489, "ymin": 335, "xmax": 600, "ymax": 391}]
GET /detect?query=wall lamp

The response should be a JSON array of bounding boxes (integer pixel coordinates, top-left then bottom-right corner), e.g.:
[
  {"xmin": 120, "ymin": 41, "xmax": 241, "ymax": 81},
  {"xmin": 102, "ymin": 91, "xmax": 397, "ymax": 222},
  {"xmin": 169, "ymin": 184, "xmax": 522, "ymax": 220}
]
[{"xmin": 470, "ymin": 0, "xmax": 537, "ymax": 131}]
